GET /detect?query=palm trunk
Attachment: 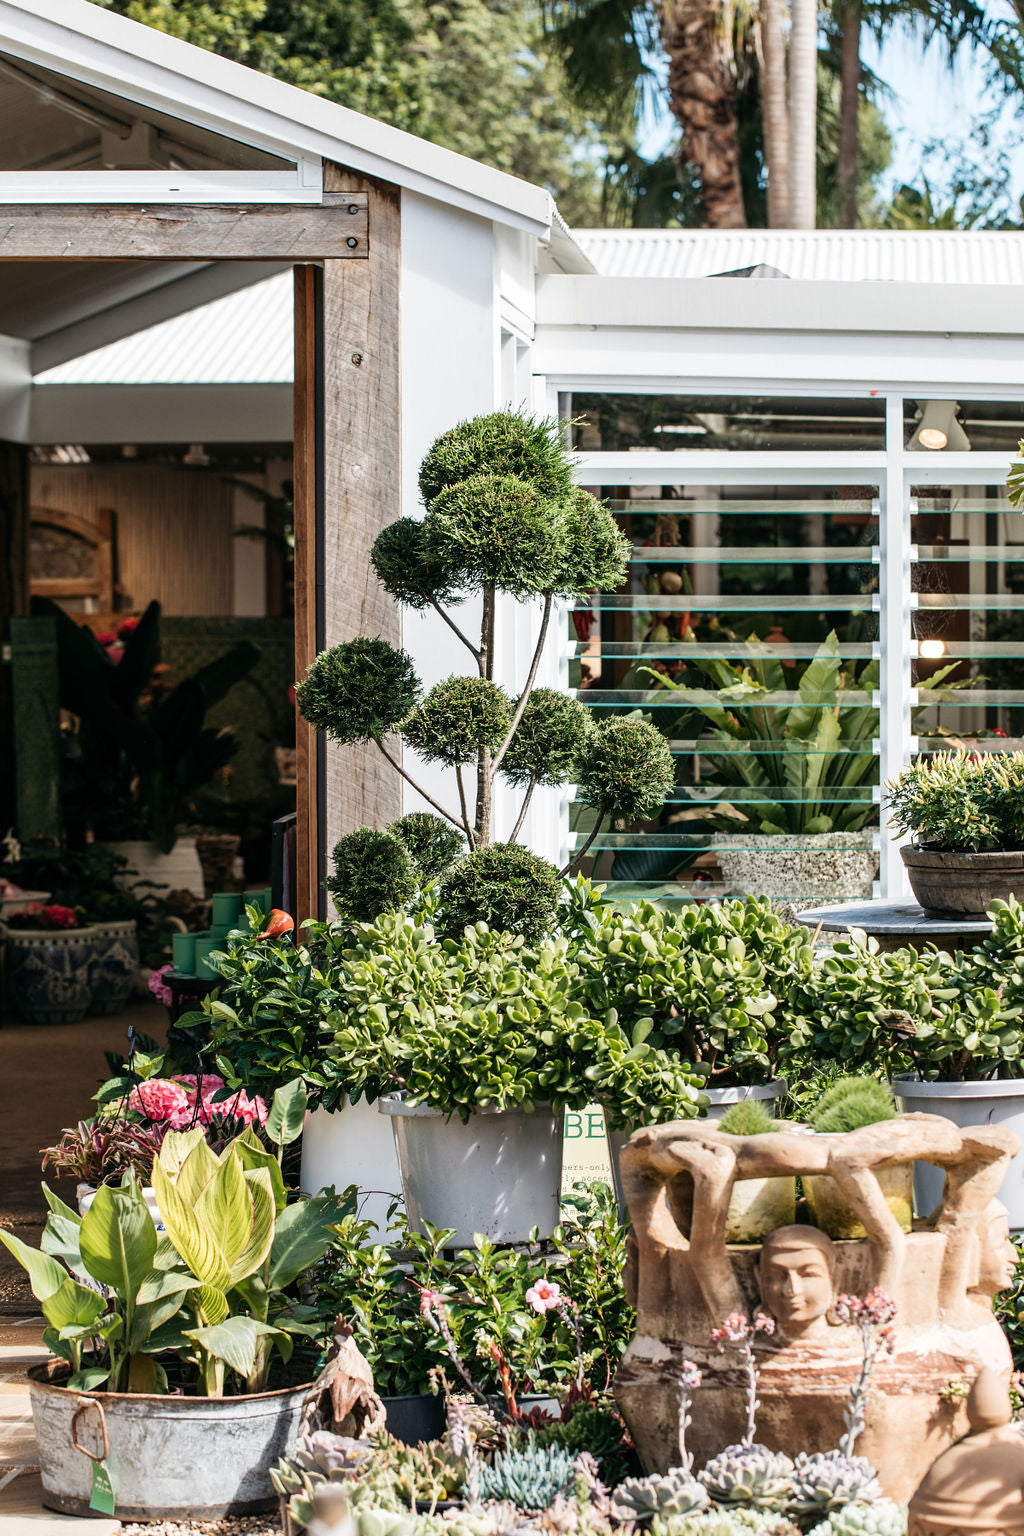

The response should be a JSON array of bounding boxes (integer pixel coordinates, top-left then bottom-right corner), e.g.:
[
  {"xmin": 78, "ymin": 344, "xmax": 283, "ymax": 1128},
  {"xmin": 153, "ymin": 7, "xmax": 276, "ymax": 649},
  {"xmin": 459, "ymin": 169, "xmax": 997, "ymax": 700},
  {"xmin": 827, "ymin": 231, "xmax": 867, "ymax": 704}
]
[
  {"xmin": 660, "ymin": 0, "xmax": 747, "ymax": 228},
  {"xmin": 837, "ymin": 0, "xmax": 861, "ymax": 228},
  {"xmin": 788, "ymin": 0, "xmax": 818, "ymax": 228},
  {"xmin": 759, "ymin": 0, "xmax": 790, "ymax": 226}
]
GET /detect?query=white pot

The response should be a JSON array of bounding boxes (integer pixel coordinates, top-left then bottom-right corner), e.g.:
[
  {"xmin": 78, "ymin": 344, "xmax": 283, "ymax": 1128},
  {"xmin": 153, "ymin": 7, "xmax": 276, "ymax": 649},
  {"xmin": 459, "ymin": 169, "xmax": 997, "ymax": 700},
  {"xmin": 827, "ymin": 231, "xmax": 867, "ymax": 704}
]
[
  {"xmin": 607, "ymin": 1079, "xmax": 788, "ymax": 1226},
  {"xmin": 77, "ymin": 1183, "xmax": 164, "ymax": 1231},
  {"xmin": 379, "ymin": 1094, "xmax": 562, "ymax": 1249},
  {"xmin": 300, "ymin": 1099, "xmax": 404, "ymax": 1241},
  {"xmin": 895, "ymin": 1075, "xmax": 1024, "ymax": 1230},
  {"xmin": 103, "ymin": 837, "xmax": 205, "ymax": 900}
]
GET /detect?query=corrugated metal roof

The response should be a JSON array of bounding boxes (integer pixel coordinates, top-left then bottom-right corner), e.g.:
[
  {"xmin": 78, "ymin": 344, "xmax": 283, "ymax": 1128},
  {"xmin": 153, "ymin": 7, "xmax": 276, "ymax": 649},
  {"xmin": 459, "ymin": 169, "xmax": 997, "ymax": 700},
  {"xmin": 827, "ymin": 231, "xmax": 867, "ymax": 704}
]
[
  {"xmin": 574, "ymin": 229, "xmax": 1024, "ymax": 284},
  {"xmin": 34, "ymin": 272, "xmax": 294, "ymax": 384}
]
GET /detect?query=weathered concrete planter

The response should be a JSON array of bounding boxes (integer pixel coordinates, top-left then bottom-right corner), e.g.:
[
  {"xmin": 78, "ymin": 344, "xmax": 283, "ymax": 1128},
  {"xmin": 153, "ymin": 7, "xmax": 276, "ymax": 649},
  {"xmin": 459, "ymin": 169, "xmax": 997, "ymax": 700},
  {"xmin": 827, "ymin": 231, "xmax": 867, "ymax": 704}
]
[
  {"xmin": 901, "ymin": 845, "xmax": 1024, "ymax": 919},
  {"xmin": 27, "ymin": 1360, "xmax": 311, "ymax": 1518},
  {"xmin": 804, "ymin": 1160, "xmax": 913, "ymax": 1239},
  {"xmin": 607, "ymin": 1080, "xmax": 789, "ymax": 1235},
  {"xmin": 715, "ymin": 832, "xmax": 877, "ymax": 903},
  {"xmin": 2, "ymin": 924, "xmax": 98, "ymax": 1025},
  {"xmin": 895, "ymin": 1074, "xmax": 1024, "ymax": 1228},
  {"xmin": 380, "ymin": 1094, "xmax": 562, "ymax": 1249},
  {"xmin": 86, "ymin": 918, "xmax": 139, "ymax": 1015},
  {"xmin": 300, "ymin": 1098, "xmax": 404, "ymax": 1240}
]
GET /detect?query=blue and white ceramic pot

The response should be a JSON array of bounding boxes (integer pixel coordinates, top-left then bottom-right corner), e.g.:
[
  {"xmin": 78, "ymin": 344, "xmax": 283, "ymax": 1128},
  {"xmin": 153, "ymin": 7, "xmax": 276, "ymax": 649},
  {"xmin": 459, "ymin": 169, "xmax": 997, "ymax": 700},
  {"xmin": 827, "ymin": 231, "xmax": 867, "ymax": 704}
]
[
  {"xmin": 2, "ymin": 924, "xmax": 98, "ymax": 1025},
  {"xmin": 86, "ymin": 919, "xmax": 139, "ymax": 1015}
]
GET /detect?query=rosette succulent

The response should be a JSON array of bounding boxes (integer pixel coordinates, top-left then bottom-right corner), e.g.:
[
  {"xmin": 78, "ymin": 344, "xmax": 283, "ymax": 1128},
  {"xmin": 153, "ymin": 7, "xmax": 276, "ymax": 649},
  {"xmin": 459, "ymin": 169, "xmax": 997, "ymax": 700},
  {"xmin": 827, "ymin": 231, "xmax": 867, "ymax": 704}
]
[
  {"xmin": 475, "ymin": 1443, "xmax": 579, "ymax": 1512},
  {"xmin": 699, "ymin": 1445, "xmax": 796, "ymax": 1511},
  {"xmin": 789, "ymin": 1452, "xmax": 881, "ymax": 1515},
  {"xmin": 612, "ymin": 1468, "xmax": 709, "ymax": 1520},
  {"xmin": 653, "ymin": 1514, "xmax": 799, "ymax": 1536},
  {"xmin": 809, "ymin": 1501, "xmax": 907, "ymax": 1536}
]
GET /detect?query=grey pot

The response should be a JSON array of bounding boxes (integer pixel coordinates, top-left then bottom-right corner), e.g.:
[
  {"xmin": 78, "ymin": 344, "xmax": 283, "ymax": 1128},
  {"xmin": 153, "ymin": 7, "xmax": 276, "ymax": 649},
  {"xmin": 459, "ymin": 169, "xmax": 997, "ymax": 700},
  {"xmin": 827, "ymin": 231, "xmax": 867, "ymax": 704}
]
[
  {"xmin": 894, "ymin": 1074, "xmax": 1024, "ymax": 1230},
  {"xmin": 28, "ymin": 1360, "xmax": 311, "ymax": 1518},
  {"xmin": 2, "ymin": 925, "xmax": 98, "ymax": 1025},
  {"xmin": 900, "ymin": 845, "xmax": 1024, "ymax": 919},
  {"xmin": 379, "ymin": 1094, "xmax": 562, "ymax": 1249},
  {"xmin": 87, "ymin": 919, "xmax": 139, "ymax": 1015}
]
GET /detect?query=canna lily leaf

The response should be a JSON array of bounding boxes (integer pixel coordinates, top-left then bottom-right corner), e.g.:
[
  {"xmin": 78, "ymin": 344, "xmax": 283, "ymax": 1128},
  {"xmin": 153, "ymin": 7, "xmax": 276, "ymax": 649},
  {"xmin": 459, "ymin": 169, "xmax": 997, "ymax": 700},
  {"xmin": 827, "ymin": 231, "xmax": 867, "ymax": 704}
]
[
  {"xmin": 0, "ymin": 1230, "xmax": 68, "ymax": 1302},
  {"xmin": 78, "ymin": 1185, "xmax": 157, "ymax": 1299},
  {"xmin": 184, "ymin": 1316, "xmax": 284, "ymax": 1379}
]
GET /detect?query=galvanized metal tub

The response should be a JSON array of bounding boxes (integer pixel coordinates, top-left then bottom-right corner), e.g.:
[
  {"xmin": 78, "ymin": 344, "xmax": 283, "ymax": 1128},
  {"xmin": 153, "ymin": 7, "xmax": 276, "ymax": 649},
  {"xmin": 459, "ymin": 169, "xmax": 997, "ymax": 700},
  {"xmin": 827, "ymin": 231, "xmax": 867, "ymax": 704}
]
[{"xmin": 28, "ymin": 1361, "xmax": 311, "ymax": 1519}]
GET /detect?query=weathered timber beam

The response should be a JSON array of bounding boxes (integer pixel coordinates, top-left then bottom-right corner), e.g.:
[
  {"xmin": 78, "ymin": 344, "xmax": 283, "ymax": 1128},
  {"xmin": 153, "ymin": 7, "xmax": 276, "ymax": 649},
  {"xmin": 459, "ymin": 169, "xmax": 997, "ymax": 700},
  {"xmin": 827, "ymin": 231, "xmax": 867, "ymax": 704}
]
[{"xmin": 0, "ymin": 194, "xmax": 367, "ymax": 259}]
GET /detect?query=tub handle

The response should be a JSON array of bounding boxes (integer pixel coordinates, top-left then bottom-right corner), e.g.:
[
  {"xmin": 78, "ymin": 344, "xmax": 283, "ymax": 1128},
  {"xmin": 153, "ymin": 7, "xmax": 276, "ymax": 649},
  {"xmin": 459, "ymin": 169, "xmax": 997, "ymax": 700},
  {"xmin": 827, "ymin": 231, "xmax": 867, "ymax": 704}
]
[{"xmin": 71, "ymin": 1397, "xmax": 109, "ymax": 1463}]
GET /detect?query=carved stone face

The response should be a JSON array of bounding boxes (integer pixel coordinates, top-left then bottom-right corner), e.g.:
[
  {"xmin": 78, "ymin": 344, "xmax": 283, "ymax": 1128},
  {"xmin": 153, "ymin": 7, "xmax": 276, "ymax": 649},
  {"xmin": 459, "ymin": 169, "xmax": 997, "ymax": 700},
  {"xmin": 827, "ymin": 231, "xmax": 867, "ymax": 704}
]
[
  {"xmin": 759, "ymin": 1227, "xmax": 836, "ymax": 1342},
  {"xmin": 974, "ymin": 1206, "xmax": 1018, "ymax": 1302}
]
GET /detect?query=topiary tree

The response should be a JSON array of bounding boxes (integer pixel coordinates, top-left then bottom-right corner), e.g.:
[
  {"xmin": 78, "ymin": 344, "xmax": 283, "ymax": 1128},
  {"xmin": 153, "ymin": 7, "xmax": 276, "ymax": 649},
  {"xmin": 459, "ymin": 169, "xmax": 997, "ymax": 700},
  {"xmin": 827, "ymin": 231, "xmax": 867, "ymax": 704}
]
[
  {"xmin": 326, "ymin": 826, "xmax": 420, "ymax": 921},
  {"xmin": 295, "ymin": 408, "xmax": 675, "ymax": 929},
  {"xmin": 437, "ymin": 843, "xmax": 564, "ymax": 942},
  {"xmin": 570, "ymin": 716, "xmax": 677, "ymax": 874},
  {"xmin": 387, "ymin": 812, "xmax": 464, "ymax": 882}
]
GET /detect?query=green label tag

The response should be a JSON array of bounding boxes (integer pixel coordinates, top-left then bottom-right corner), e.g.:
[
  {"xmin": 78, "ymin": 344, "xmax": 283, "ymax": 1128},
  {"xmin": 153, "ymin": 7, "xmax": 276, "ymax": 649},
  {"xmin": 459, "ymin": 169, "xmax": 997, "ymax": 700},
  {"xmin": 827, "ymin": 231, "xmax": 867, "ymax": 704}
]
[{"xmin": 89, "ymin": 1460, "xmax": 116, "ymax": 1515}]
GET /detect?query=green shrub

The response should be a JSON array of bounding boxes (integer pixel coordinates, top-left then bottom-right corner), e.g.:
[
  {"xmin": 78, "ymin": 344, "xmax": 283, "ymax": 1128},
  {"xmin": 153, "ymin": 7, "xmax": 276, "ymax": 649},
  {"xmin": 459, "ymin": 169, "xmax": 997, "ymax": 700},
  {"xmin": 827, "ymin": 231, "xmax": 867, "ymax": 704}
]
[
  {"xmin": 718, "ymin": 1101, "xmax": 778, "ymax": 1136},
  {"xmin": 403, "ymin": 676, "xmax": 512, "ymax": 766},
  {"xmin": 553, "ymin": 487, "xmax": 631, "ymax": 597},
  {"xmin": 500, "ymin": 687, "xmax": 592, "ymax": 787},
  {"xmin": 295, "ymin": 638, "xmax": 420, "ymax": 744},
  {"xmin": 438, "ymin": 843, "xmax": 562, "ymax": 941},
  {"xmin": 575, "ymin": 716, "xmax": 677, "ymax": 823},
  {"xmin": 327, "ymin": 827, "xmax": 419, "ymax": 922},
  {"xmin": 388, "ymin": 812, "xmax": 464, "ymax": 882},
  {"xmin": 810, "ymin": 1077, "xmax": 898, "ymax": 1134},
  {"xmin": 425, "ymin": 472, "xmax": 569, "ymax": 599},
  {"xmin": 418, "ymin": 410, "xmax": 575, "ymax": 505},
  {"xmin": 885, "ymin": 750, "xmax": 1024, "ymax": 852},
  {"xmin": 371, "ymin": 516, "xmax": 466, "ymax": 610}
]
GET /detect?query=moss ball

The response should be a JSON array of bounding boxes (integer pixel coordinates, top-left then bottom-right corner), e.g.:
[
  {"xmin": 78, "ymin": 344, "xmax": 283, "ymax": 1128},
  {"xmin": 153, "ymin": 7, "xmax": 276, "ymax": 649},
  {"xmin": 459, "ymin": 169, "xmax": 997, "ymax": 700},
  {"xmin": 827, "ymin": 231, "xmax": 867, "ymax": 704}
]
[
  {"xmin": 718, "ymin": 1100, "xmax": 777, "ymax": 1136},
  {"xmin": 439, "ymin": 843, "xmax": 562, "ymax": 941},
  {"xmin": 811, "ymin": 1076, "xmax": 898, "ymax": 1134}
]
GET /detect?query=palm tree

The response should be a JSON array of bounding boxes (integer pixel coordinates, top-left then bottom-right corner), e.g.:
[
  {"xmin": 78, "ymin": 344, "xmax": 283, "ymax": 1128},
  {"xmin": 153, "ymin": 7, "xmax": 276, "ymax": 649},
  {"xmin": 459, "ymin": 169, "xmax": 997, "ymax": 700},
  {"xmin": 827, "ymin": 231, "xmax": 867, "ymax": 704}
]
[
  {"xmin": 758, "ymin": 0, "xmax": 790, "ymax": 224},
  {"xmin": 788, "ymin": 0, "xmax": 819, "ymax": 225}
]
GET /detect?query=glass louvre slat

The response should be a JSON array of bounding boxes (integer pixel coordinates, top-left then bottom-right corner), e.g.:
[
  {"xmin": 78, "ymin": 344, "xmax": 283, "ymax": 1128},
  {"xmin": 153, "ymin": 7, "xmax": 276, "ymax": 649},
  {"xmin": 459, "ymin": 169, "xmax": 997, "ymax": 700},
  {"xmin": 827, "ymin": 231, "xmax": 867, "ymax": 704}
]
[{"xmin": 569, "ymin": 471, "xmax": 882, "ymax": 905}]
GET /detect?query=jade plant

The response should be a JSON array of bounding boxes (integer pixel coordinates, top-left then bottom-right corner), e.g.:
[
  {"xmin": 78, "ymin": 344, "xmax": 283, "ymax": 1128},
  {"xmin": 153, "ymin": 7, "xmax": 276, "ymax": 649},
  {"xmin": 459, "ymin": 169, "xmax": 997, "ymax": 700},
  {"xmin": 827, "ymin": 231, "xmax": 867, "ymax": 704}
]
[{"xmin": 296, "ymin": 410, "xmax": 675, "ymax": 933}]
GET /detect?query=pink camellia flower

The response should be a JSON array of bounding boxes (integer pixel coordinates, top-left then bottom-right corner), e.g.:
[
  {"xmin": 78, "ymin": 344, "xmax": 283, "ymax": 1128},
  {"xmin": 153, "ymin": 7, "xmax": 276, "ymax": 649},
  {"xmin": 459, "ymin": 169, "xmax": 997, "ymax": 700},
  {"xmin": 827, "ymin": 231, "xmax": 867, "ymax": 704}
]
[
  {"xmin": 128, "ymin": 1078, "xmax": 190, "ymax": 1124},
  {"xmin": 147, "ymin": 963, "xmax": 174, "ymax": 1007},
  {"xmin": 170, "ymin": 1075, "xmax": 267, "ymax": 1129},
  {"xmin": 525, "ymin": 1278, "xmax": 562, "ymax": 1315}
]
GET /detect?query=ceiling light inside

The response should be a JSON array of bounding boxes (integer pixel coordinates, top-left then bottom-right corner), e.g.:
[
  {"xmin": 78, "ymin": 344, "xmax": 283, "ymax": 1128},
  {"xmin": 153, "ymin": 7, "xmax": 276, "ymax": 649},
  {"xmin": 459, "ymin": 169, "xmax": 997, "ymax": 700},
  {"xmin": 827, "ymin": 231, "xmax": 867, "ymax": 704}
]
[{"xmin": 910, "ymin": 401, "xmax": 971, "ymax": 452}]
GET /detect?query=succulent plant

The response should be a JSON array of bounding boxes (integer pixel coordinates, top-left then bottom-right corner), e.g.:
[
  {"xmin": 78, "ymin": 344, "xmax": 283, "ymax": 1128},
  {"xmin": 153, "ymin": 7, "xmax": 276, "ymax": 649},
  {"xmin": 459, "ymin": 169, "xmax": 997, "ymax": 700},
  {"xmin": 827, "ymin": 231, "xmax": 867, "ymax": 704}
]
[
  {"xmin": 699, "ymin": 1445, "xmax": 796, "ymax": 1511},
  {"xmin": 788, "ymin": 1452, "xmax": 881, "ymax": 1515},
  {"xmin": 293, "ymin": 1429, "xmax": 372, "ymax": 1478},
  {"xmin": 808, "ymin": 1501, "xmax": 907, "ymax": 1536},
  {"xmin": 476, "ymin": 1442, "xmax": 579, "ymax": 1511},
  {"xmin": 611, "ymin": 1468, "xmax": 709, "ymax": 1520},
  {"xmin": 653, "ymin": 1512, "xmax": 800, "ymax": 1536}
]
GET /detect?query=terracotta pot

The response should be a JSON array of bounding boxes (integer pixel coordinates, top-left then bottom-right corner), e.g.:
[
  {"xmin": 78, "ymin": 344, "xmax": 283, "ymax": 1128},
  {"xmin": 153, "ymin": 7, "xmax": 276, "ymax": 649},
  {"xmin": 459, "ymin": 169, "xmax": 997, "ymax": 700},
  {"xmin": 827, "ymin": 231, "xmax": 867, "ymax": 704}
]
[
  {"xmin": 901, "ymin": 845, "xmax": 1024, "ymax": 919},
  {"xmin": 804, "ymin": 1160, "xmax": 914, "ymax": 1239}
]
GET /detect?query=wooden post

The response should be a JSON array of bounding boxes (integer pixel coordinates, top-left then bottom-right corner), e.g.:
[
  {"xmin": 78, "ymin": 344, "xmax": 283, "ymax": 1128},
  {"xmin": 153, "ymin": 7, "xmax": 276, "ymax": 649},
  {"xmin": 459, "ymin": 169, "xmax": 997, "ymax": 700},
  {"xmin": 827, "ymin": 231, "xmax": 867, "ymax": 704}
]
[
  {"xmin": 291, "ymin": 167, "xmax": 402, "ymax": 920},
  {"xmin": 0, "ymin": 441, "xmax": 29, "ymax": 831}
]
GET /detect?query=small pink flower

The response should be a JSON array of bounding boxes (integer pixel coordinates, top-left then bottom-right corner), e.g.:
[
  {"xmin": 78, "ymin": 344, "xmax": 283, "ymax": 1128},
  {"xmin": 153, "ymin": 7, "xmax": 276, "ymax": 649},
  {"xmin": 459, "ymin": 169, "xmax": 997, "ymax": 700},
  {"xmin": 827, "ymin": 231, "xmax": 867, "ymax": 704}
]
[
  {"xmin": 147, "ymin": 963, "xmax": 174, "ymax": 1007},
  {"xmin": 419, "ymin": 1289, "xmax": 448, "ymax": 1319},
  {"xmin": 40, "ymin": 904, "xmax": 76, "ymax": 929},
  {"xmin": 679, "ymin": 1360, "xmax": 702, "ymax": 1391},
  {"xmin": 128, "ymin": 1078, "xmax": 190, "ymax": 1124},
  {"xmin": 525, "ymin": 1279, "xmax": 562, "ymax": 1315},
  {"xmin": 754, "ymin": 1313, "xmax": 775, "ymax": 1337}
]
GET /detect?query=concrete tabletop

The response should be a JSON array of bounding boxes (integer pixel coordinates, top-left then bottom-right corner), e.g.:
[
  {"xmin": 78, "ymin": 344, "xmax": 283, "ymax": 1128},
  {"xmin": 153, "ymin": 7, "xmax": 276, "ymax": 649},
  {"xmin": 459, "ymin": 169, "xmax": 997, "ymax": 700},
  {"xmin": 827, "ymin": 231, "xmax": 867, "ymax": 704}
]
[{"xmin": 792, "ymin": 900, "xmax": 993, "ymax": 936}]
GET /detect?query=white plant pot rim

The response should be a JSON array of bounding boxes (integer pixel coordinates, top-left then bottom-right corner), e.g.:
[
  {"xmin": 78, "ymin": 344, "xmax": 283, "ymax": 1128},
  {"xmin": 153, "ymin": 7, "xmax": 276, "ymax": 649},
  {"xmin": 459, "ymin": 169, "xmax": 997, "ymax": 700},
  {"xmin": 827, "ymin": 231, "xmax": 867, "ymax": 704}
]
[
  {"xmin": 895, "ymin": 1073, "xmax": 1024, "ymax": 1100},
  {"xmin": 704, "ymin": 1078, "xmax": 787, "ymax": 1104},
  {"xmin": 379, "ymin": 1092, "xmax": 552, "ymax": 1119}
]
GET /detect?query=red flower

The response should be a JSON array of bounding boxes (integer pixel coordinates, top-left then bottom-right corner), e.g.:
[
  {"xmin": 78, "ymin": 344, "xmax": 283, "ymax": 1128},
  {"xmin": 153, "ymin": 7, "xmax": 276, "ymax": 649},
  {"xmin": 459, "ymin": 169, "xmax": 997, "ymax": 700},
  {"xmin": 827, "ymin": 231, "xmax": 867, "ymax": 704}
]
[
  {"xmin": 257, "ymin": 908, "xmax": 294, "ymax": 940},
  {"xmin": 93, "ymin": 630, "xmax": 117, "ymax": 646},
  {"xmin": 117, "ymin": 616, "xmax": 140, "ymax": 638},
  {"xmin": 40, "ymin": 904, "xmax": 77, "ymax": 929}
]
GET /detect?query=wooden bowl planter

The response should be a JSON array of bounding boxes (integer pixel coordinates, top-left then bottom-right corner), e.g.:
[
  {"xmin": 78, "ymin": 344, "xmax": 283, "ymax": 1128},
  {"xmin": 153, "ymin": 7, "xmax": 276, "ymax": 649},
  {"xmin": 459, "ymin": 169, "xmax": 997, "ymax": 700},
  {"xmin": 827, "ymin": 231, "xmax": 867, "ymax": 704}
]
[
  {"xmin": 379, "ymin": 1093, "xmax": 562, "ymax": 1249},
  {"xmin": 901, "ymin": 845, "xmax": 1024, "ymax": 919},
  {"xmin": 607, "ymin": 1080, "xmax": 792, "ymax": 1240},
  {"xmin": 27, "ymin": 1360, "xmax": 311, "ymax": 1519},
  {"xmin": 2, "ymin": 923, "xmax": 98, "ymax": 1025}
]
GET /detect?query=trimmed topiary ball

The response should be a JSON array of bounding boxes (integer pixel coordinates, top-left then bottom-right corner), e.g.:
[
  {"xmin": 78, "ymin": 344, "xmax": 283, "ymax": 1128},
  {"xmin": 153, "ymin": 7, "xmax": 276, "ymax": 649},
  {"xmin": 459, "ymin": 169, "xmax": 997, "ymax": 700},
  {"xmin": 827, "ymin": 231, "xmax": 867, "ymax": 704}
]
[
  {"xmin": 370, "ymin": 517, "xmax": 467, "ymax": 610},
  {"xmin": 718, "ymin": 1100, "xmax": 778, "ymax": 1136},
  {"xmin": 418, "ymin": 410, "xmax": 576, "ymax": 506},
  {"xmin": 388, "ymin": 812, "xmax": 464, "ymax": 882},
  {"xmin": 403, "ymin": 676, "xmax": 513, "ymax": 766},
  {"xmin": 810, "ymin": 1076, "xmax": 898, "ymax": 1135},
  {"xmin": 500, "ymin": 688, "xmax": 592, "ymax": 786},
  {"xmin": 553, "ymin": 488, "xmax": 631, "ymax": 597},
  {"xmin": 424, "ymin": 473, "xmax": 569, "ymax": 599},
  {"xmin": 295, "ymin": 638, "xmax": 420, "ymax": 744},
  {"xmin": 439, "ymin": 843, "xmax": 562, "ymax": 941},
  {"xmin": 326, "ymin": 826, "xmax": 419, "ymax": 922},
  {"xmin": 576, "ymin": 716, "xmax": 676, "ymax": 821}
]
